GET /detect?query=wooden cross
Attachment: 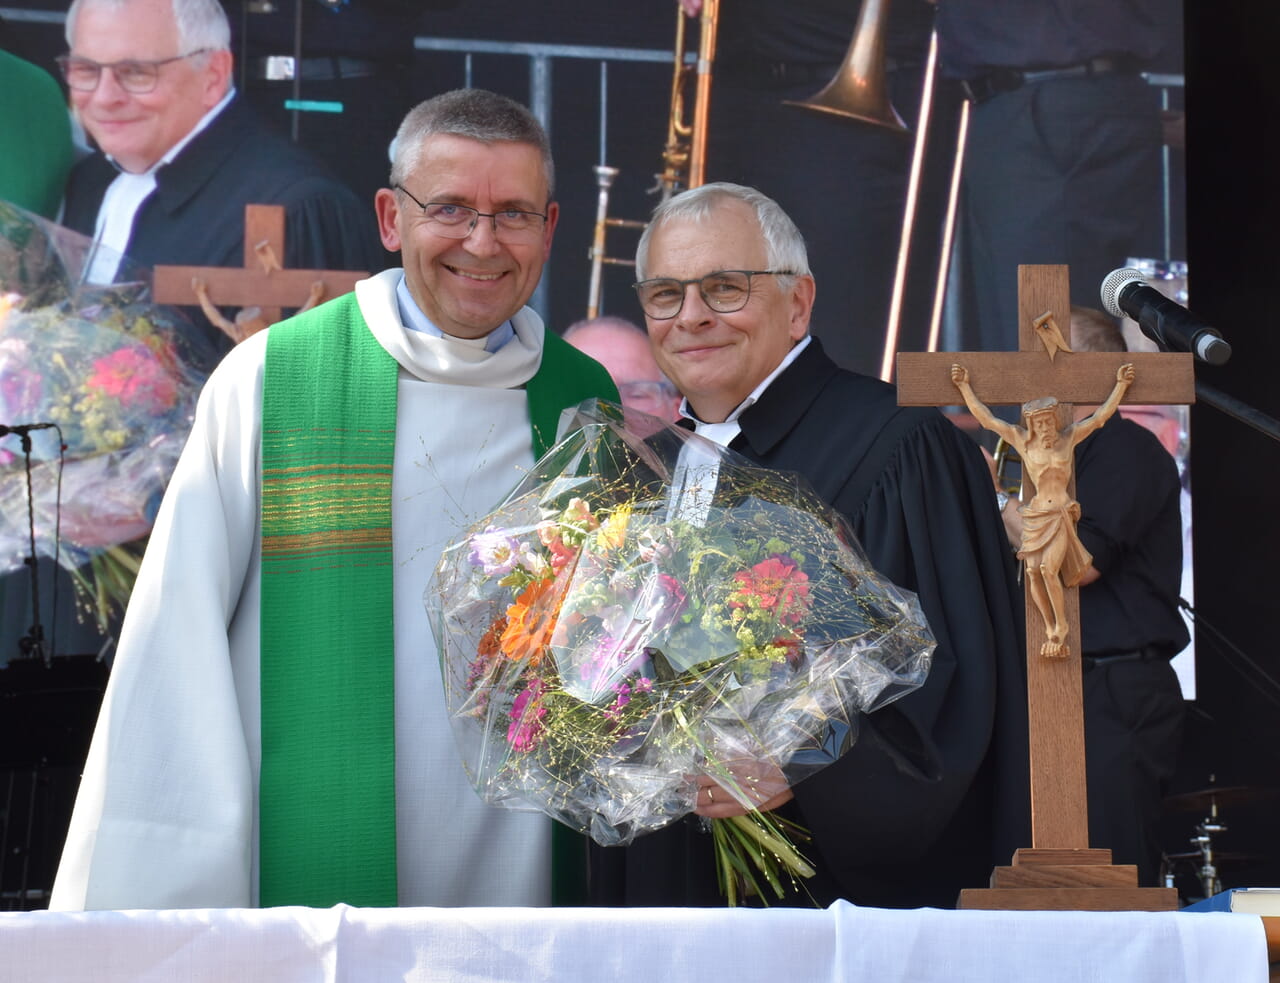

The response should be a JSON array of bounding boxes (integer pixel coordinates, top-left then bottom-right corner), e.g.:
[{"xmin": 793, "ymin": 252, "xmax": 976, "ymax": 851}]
[
  {"xmin": 152, "ymin": 204, "xmax": 367, "ymax": 342},
  {"xmin": 897, "ymin": 265, "xmax": 1193, "ymax": 910}
]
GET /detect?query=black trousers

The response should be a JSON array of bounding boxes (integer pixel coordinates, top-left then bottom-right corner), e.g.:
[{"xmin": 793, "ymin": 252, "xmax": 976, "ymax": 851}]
[
  {"xmin": 1083, "ymin": 655, "xmax": 1185, "ymax": 886},
  {"xmin": 957, "ymin": 72, "xmax": 1165, "ymax": 354}
]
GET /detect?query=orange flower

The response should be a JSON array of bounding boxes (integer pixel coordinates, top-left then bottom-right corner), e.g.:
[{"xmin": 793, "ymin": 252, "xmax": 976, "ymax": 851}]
[
  {"xmin": 500, "ymin": 576, "xmax": 562, "ymax": 665},
  {"xmin": 478, "ymin": 616, "xmax": 508, "ymax": 658}
]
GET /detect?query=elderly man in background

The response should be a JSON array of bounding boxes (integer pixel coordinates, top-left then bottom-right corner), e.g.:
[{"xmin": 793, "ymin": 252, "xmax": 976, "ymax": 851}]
[
  {"xmin": 563, "ymin": 314, "xmax": 682, "ymax": 422},
  {"xmin": 50, "ymin": 88, "xmax": 615, "ymax": 912},
  {"xmin": 58, "ymin": 0, "xmax": 383, "ymax": 361},
  {"xmin": 590, "ymin": 182, "xmax": 1027, "ymax": 910}
]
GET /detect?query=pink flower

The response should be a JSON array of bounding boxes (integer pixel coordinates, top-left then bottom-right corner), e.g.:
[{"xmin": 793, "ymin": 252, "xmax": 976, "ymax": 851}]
[
  {"xmin": 604, "ymin": 681, "xmax": 633, "ymax": 721},
  {"xmin": 536, "ymin": 520, "xmax": 578, "ymax": 572},
  {"xmin": 507, "ymin": 678, "xmax": 548, "ymax": 752},
  {"xmin": 578, "ymin": 632, "xmax": 647, "ymax": 693},
  {"xmin": 652, "ymin": 573, "xmax": 688, "ymax": 632},
  {"xmin": 87, "ymin": 344, "xmax": 178, "ymax": 414}
]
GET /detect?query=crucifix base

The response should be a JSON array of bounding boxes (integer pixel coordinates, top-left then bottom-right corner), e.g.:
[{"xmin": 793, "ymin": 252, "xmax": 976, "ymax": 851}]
[{"xmin": 958, "ymin": 849, "xmax": 1179, "ymax": 911}]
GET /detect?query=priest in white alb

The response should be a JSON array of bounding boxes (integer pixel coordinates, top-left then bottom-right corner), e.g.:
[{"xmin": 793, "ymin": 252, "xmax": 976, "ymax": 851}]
[{"xmin": 50, "ymin": 88, "xmax": 615, "ymax": 911}]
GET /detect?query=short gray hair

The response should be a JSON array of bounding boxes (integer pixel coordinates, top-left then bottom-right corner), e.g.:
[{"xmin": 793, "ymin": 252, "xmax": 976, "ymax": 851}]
[
  {"xmin": 635, "ymin": 182, "xmax": 811, "ymax": 293},
  {"xmin": 389, "ymin": 88, "xmax": 554, "ymax": 197},
  {"xmin": 66, "ymin": 0, "xmax": 231, "ymax": 52}
]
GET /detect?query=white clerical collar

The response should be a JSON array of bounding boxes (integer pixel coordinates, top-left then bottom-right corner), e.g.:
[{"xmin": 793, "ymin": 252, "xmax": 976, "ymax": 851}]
[
  {"xmin": 86, "ymin": 89, "xmax": 236, "ymax": 284},
  {"xmin": 680, "ymin": 335, "xmax": 811, "ymax": 447},
  {"xmin": 394, "ymin": 273, "xmax": 514, "ymax": 353}
]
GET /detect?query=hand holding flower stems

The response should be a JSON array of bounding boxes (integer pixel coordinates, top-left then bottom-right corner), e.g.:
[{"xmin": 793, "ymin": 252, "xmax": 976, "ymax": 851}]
[
  {"xmin": 430, "ymin": 400, "xmax": 935, "ymax": 905},
  {"xmin": 693, "ymin": 759, "xmax": 793, "ymax": 818}
]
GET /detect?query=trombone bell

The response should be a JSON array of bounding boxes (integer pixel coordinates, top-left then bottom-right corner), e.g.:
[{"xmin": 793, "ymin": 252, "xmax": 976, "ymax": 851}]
[{"xmin": 784, "ymin": 0, "xmax": 908, "ymax": 134}]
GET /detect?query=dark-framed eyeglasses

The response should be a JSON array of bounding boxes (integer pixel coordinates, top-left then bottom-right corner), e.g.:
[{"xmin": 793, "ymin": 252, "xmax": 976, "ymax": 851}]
[
  {"xmin": 632, "ymin": 270, "xmax": 796, "ymax": 320},
  {"xmin": 56, "ymin": 49, "xmax": 211, "ymax": 94},
  {"xmin": 394, "ymin": 184, "xmax": 548, "ymax": 244}
]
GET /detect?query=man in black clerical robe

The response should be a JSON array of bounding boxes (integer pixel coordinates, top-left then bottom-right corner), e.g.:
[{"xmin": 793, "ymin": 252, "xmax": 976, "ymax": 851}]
[
  {"xmin": 60, "ymin": 0, "xmax": 385, "ymax": 368},
  {"xmin": 588, "ymin": 181, "xmax": 1029, "ymax": 909}
]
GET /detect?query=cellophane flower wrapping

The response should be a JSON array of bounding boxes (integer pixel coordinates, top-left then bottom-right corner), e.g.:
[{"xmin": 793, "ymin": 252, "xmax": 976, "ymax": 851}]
[
  {"xmin": 429, "ymin": 400, "xmax": 935, "ymax": 851},
  {"xmin": 0, "ymin": 201, "xmax": 214, "ymax": 626}
]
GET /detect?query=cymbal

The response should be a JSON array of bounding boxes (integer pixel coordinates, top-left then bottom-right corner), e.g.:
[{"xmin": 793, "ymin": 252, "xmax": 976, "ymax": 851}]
[
  {"xmin": 1163, "ymin": 851, "xmax": 1264, "ymax": 866},
  {"xmin": 1163, "ymin": 785, "xmax": 1280, "ymax": 813}
]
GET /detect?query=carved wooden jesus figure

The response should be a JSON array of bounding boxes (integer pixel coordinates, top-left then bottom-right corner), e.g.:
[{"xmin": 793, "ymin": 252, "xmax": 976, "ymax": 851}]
[{"xmin": 951, "ymin": 362, "xmax": 1136, "ymax": 658}]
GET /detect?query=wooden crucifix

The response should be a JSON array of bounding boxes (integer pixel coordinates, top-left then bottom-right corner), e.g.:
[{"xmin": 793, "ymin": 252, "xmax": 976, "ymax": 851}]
[
  {"xmin": 152, "ymin": 204, "xmax": 367, "ymax": 342},
  {"xmin": 897, "ymin": 265, "xmax": 1192, "ymax": 911}
]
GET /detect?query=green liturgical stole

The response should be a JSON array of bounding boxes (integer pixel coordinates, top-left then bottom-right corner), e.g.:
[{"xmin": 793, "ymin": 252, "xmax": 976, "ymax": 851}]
[
  {"xmin": 259, "ymin": 303, "xmax": 400, "ymax": 907},
  {"xmin": 257, "ymin": 290, "xmax": 615, "ymax": 908}
]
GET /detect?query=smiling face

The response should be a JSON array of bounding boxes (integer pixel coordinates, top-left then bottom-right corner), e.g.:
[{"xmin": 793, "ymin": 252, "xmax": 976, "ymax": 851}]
[
  {"xmin": 375, "ymin": 133, "xmax": 558, "ymax": 340},
  {"xmin": 642, "ymin": 200, "xmax": 813, "ymax": 423},
  {"xmin": 69, "ymin": 0, "xmax": 231, "ymax": 174}
]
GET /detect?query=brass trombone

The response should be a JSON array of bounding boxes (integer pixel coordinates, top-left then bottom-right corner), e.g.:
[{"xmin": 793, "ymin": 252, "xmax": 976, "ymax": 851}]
[
  {"xmin": 585, "ymin": 0, "xmax": 719, "ymax": 319},
  {"xmin": 784, "ymin": 0, "xmax": 906, "ymax": 133},
  {"xmin": 586, "ymin": 165, "xmax": 645, "ymax": 320},
  {"xmin": 787, "ymin": 0, "xmax": 971, "ymax": 381}
]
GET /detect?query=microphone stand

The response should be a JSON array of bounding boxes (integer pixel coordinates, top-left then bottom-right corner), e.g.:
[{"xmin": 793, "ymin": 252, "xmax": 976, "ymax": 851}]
[
  {"xmin": 15, "ymin": 431, "xmax": 49, "ymax": 666},
  {"xmin": 1193, "ymin": 380, "xmax": 1280, "ymax": 445}
]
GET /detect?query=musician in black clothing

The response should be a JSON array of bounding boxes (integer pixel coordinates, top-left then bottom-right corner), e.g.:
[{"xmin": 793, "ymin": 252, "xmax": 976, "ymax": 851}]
[{"xmin": 936, "ymin": 0, "xmax": 1184, "ymax": 355}]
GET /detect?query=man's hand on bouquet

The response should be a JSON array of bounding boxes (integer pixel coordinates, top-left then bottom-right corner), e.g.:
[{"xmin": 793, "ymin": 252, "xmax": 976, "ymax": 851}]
[{"xmin": 692, "ymin": 761, "xmax": 794, "ymax": 818}]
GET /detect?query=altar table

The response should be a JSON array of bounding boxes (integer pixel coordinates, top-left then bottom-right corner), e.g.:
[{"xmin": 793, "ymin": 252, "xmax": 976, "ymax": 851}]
[{"xmin": 0, "ymin": 902, "xmax": 1266, "ymax": 982}]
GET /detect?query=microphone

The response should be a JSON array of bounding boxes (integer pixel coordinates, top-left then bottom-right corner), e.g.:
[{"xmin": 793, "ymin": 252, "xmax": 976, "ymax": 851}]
[
  {"xmin": 0, "ymin": 423, "xmax": 56, "ymax": 437},
  {"xmin": 1100, "ymin": 267, "xmax": 1232, "ymax": 365}
]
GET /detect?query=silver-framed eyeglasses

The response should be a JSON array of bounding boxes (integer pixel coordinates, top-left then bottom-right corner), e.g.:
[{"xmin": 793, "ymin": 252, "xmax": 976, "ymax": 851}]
[
  {"xmin": 618, "ymin": 380, "xmax": 678, "ymax": 407},
  {"xmin": 56, "ymin": 49, "xmax": 211, "ymax": 94},
  {"xmin": 394, "ymin": 185, "xmax": 548, "ymax": 244},
  {"xmin": 632, "ymin": 270, "xmax": 796, "ymax": 319}
]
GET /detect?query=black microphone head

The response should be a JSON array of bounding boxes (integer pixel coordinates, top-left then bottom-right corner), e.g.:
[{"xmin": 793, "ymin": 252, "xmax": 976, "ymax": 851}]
[{"xmin": 1099, "ymin": 267, "xmax": 1148, "ymax": 319}]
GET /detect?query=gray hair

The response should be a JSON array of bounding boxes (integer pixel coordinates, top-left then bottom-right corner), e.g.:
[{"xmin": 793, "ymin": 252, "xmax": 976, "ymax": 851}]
[
  {"xmin": 66, "ymin": 0, "xmax": 231, "ymax": 52},
  {"xmin": 389, "ymin": 88, "xmax": 554, "ymax": 198},
  {"xmin": 635, "ymin": 182, "xmax": 811, "ymax": 292}
]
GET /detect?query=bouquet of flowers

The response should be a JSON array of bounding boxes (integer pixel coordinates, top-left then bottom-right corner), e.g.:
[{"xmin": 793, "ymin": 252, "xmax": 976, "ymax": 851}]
[
  {"xmin": 0, "ymin": 201, "xmax": 214, "ymax": 631},
  {"xmin": 430, "ymin": 400, "xmax": 935, "ymax": 903}
]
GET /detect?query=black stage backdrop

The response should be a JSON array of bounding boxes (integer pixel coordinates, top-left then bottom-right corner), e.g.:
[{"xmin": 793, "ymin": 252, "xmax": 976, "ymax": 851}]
[
  {"xmin": 1171, "ymin": 0, "xmax": 1280, "ymax": 896},
  {"xmin": 1, "ymin": 0, "xmax": 1278, "ymax": 904}
]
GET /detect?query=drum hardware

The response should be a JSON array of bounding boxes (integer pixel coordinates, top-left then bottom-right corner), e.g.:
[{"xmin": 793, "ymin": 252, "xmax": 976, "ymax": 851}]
[
  {"xmin": 1163, "ymin": 817, "xmax": 1229, "ymax": 901},
  {"xmin": 1163, "ymin": 784, "xmax": 1280, "ymax": 813},
  {"xmin": 1164, "ymin": 850, "xmax": 1262, "ymax": 865},
  {"xmin": 1161, "ymin": 779, "xmax": 1277, "ymax": 902}
]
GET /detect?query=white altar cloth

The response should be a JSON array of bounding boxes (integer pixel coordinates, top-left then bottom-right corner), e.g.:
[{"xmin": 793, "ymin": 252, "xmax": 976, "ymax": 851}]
[{"xmin": 0, "ymin": 902, "xmax": 1266, "ymax": 983}]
